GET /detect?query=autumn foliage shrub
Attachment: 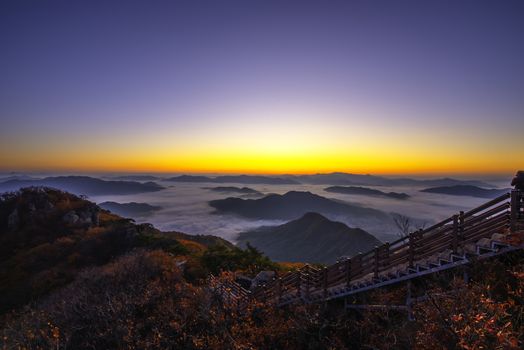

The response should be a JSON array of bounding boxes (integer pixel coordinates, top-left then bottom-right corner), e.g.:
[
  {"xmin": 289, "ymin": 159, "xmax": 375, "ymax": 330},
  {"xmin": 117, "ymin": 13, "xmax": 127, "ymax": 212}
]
[
  {"xmin": 413, "ymin": 261, "xmax": 523, "ymax": 349},
  {"xmin": 2, "ymin": 252, "xmax": 523, "ymax": 349},
  {"xmin": 201, "ymin": 243, "xmax": 280, "ymax": 277}
]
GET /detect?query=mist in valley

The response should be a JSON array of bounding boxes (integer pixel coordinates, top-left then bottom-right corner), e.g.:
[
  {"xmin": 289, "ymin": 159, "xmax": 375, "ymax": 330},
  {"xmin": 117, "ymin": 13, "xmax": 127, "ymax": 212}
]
[
  {"xmin": 86, "ymin": 177, "xmax": 507, "ymax": 243},
  {"xmin": 0, "ymin": 172, "xmax": 511, "ymax": 244}
]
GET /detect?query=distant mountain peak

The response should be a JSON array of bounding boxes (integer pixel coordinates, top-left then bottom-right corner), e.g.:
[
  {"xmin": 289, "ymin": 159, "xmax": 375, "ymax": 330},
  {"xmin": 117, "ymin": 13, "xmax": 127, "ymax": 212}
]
[
  {"xmin": 300, "ymin": 211, "xmax": 327, "ymax": 221},
  {"xmin": 282, "ymin": 190, "xmax": 316, "ymax": 197},
  {"xmin": 237, "ymin": 211, "xmax": 381, "ymax": 264}
]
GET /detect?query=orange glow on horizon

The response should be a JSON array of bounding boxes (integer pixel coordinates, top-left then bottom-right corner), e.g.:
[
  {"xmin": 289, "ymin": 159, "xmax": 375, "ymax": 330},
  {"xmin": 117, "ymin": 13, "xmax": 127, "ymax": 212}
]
[
  {"xmin": 1, "ymin": 150, "xmax": 520, "ymax": 176},
  {"xmin": 1, "ymin": 110, "xmax": 522, "ymax": 176}
]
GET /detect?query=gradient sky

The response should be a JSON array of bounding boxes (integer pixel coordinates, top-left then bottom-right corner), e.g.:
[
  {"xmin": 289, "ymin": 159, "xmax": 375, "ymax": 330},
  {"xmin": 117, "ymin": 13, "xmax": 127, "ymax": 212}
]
[{"xmin": 1, "ymin": 0, "xmax": 523, "ymax": 175}]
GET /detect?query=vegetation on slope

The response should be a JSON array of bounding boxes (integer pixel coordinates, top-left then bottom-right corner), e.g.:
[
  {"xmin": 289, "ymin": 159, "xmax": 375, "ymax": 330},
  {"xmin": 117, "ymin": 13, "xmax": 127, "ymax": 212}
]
[
  {"xmin": 0, "ymin": 187, "xmax": 276, "ymax": 314},
  {"xmin": 1, "ymin": 250, "xmax": 522, "ymax": 349},
  {"xmin": 0, "ymin": 187, "xmax": 522, "ymax": 349}
]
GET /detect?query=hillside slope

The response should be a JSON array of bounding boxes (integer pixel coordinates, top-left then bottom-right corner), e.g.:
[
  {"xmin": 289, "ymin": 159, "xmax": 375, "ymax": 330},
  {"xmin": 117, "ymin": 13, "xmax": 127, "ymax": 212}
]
[{"xmin": 0, "ymin": 187, "xmax": 236, "ymax": 313}]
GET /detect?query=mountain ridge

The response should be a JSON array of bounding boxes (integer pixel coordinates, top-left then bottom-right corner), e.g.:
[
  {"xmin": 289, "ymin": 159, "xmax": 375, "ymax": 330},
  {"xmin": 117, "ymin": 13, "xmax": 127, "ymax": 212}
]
[
  {"xmin": 166, "ymin": 175, "xmax": 298, "ymax": 185},
  {"xmin": 421, "ymin": 185, "xmax": 510, "ymax": 198},
  {"xmin": 0, "ymin": 176, "xmax": 165, "ymax": 196},
  {"xmin": 205, "ymin": 186, "xmax": 262, "ymax": 195},
  {"xmin": 209, "ymin": 190, "xmax": 390, "ymax": 221},
  {"xmin": 325, "ymin": 186, "xmax": 410, "ymax": 199},
  {"xmin": 98, "ymin": 201, "xmax": 162, "ymax": 217},
  {"xmin": 162, "ymin": 172, "xmax": 491, "ymax": 187}
]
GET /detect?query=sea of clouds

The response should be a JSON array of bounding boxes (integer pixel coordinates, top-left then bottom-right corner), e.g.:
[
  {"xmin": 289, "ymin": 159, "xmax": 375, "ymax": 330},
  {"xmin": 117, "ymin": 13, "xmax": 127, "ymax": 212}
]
[{"xmin": 0, "ymin": 173, "xmax": 511, "ymax": 243}]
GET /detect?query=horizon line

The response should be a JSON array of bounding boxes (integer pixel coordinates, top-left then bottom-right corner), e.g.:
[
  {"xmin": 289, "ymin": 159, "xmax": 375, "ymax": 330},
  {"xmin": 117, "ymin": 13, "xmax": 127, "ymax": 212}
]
[{"xmin": 0, "ymin": 168, "xmax": 518, "ymax": 178}]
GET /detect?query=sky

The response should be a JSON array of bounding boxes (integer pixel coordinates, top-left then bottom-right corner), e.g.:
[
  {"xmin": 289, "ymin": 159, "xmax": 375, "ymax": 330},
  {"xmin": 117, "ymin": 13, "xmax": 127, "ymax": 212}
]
[{"xmin": 0, "ymin": 0, "xmax": 523, "ymax": 175}]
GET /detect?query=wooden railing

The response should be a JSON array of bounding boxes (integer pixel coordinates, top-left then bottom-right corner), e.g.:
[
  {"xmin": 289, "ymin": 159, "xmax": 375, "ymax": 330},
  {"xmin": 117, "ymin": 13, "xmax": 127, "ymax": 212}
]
[
  {"xmin": 209, "ymin": 274, "xmax": 252, "ymax": 310},
  {"xmin": 214, "ymin": 189, "xmax": 523, "ymax": 308}
]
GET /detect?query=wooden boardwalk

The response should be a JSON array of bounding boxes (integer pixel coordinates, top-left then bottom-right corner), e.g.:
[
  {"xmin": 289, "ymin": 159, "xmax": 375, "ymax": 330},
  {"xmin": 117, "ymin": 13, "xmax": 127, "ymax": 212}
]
[{"xmin": 211, "ymin": 189, "xmax": 524, "ymax": 310}]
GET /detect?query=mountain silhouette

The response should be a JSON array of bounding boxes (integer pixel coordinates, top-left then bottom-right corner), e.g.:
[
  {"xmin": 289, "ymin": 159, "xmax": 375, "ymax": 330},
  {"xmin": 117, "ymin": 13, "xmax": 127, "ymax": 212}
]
[
  {"xmin": 165, "ymin": 175, "xmax": 215, "ymax": 182},
  {"xmin": 98, "ymin": 202, "xmax": 161, "ymax": 217},
  {"xmin": 0, "ymin": 176, "xmax": 165, "ymax": 196},
  {"xmin": 111, "ymin": 175, "xmax": 160, "ymax": 181},
  {"xmin": 209, "ymin": 191, "xmax": 389, "ymax": 221},
  {"xmin": 421, "ymin": 185, "xmax": 509, "ymax": 198},
  {"xmin": 206, "ymin": 186, "xmax": 262, "ymax": 195},
  {"xmin": 290, "ymin": 172, "xmax": 491, "ymax": 187},
  {"xmin": 237, "ymin": 212, "xmax": 381, "ymax": 264},
  {"xmin": 325, "ymin": 186, "xmax": 409, "ymax": 199},
  {"xmin": 167, "ymin": 175, "xmax": 298, "ymax": 185}
]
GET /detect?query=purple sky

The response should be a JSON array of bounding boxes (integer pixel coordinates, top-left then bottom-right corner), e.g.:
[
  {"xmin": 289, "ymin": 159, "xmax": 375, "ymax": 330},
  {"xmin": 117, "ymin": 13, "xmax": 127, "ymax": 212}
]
[{"xmin": 1, "ymin": 0, "xmax": 523, "ymax": 174}]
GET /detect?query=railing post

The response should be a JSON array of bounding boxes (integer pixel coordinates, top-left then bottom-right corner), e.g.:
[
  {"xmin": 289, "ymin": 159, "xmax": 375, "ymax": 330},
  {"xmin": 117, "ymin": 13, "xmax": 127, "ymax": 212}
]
[
  {"xmin": 296, "ymin": 272, "xmax": 301, "ymax": 299},
  {"xmin": 458, "ymin": 211, "xmax": 465, "ymax": 250},
  {"xmin": 354, "ymin": 252, "xmax": 363, "ymax": 279},
  {"xmin": 452, "ymin": 214, "xmax": 459, "ymax": 253},
  {"xmin": 373, "ymin": 246, "xmax": 379, "ymax": 279},
  {"xmin": 510, "ymin": 190, "xmax": 519, "ymax": 232},
  {"xmin": 323, "ymin": 267, "xmax": 328, "ymax": 300},
  {"xmin": 345, "ymin": 258, "xmax": 352, "ymax": 288},
  {"xmin": 305, "ymin": 266, "xmax": 310, "ymax": 301},
  {"xmin": 408, "ymin": 232, "xmax": 415, "ymax": 268},
  {"xmin": 277, "ymin": 277, "xmax": 282, "ymax": 305},
  {"xmin": 383, "ymin": 242, "xmax": 390, "ymax": 271}
]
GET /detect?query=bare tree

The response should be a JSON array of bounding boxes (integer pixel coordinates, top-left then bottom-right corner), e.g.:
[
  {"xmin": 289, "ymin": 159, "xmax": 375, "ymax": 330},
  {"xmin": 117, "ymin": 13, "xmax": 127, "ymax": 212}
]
[
  {"xmin": 392, "ymin": 213, "xmax": 412, "ymax": 238},
  {"xmin": 392, "ymin": 213, "xmax": 428, "ymax": 239}
]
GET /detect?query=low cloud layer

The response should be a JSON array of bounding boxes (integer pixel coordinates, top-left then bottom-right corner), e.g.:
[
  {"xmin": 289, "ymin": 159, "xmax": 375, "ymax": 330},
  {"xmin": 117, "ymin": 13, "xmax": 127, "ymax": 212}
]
[{"xmin": 84, "ymin": 180, "xmax": 502, "ymax": 243}]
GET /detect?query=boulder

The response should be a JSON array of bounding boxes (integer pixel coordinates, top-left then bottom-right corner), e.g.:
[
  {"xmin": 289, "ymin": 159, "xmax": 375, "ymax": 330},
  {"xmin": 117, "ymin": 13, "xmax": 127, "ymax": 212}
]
[
  {"xmin": 63, "ymin": 211, "xmax": 80, "ymax": 225},
  {"xmin": 63, "ymin": 205, "xmax": 100, "ymax": 227},
  {"xmin": 91, "ymin": 211, "xmax": 100, "ymax": 226},
  {"xmin": 41, "ymin": 199, "xmax": 54, "ymax": 211},
  {"xmin": 78, "ymin": 210, "xmax": 92, "ymax": 225}
]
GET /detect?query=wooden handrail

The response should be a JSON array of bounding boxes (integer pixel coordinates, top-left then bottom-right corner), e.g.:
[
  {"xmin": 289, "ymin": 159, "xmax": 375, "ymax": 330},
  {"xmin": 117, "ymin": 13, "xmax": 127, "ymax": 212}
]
[
  {"xmin": 215, "ymin": 190, "xmax": 520, "ymax": 307},
  {"xmin": 464, "ymin": 192, "xmax": 510, "ymax": 218}
]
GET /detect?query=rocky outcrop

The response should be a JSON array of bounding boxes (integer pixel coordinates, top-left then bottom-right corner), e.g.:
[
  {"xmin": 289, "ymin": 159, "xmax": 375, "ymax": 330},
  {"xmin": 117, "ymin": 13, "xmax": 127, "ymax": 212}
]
[
  {"xmin": 63, "ymin": 211, "xmax": 80, "ymax": 225},
  {"xmin": 1, "ymin": 187, "xmax": 100, "ymax": 232},
  {"xmin": 62, "ymin": 205, "xmax": 100, "ymax": 227}
]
